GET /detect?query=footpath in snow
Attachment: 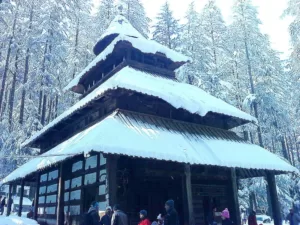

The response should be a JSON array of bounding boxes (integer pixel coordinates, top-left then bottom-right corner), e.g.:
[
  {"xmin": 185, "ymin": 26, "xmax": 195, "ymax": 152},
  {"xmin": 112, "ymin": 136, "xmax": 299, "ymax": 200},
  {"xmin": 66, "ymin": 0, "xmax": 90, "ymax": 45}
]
[{"xmin": 0, "ymin": 216, "xmax": 39, "ymax": 225}]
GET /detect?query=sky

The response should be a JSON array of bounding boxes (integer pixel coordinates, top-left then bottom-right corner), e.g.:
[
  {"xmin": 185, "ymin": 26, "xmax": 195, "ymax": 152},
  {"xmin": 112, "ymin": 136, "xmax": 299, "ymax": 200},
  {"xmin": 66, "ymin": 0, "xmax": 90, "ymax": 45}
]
[{"xmin": 94, "ymin": 0, "xmax": 292, "ymax": 58}]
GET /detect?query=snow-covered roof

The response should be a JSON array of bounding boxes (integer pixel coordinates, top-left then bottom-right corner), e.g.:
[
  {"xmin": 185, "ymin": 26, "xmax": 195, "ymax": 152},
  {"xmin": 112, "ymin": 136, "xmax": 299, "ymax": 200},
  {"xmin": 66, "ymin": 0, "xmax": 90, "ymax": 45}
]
[
  {"xmin": 99, "ymin": 15, "xmax": 145, "ymax": 41},
  {"xmin": 3, "ymin": 110, "xmax": 297, "ymax": 184},
  {"xmin": 64, "ymin": 16, "xmax": 190, "ymax": 91},
  {"xmin": 22, "ymin": 66, "xmax": 257, "ymax": 148}
]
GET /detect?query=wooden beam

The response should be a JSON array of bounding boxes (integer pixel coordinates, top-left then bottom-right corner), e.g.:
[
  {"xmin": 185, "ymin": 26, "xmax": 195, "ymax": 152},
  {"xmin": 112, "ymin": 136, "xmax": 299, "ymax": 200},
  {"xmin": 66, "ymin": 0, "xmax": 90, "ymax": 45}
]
[
  {"xmin": 230, "ymin": 168, "xmax": 241, "ymax": 225},
  {"xmin": 18, "ymin": 180, "xmax": 25, "ymax": 217},
  {"xmin": 266, "ymin": 172, "xmax": 281, "ymax": 225},
  {"xmin": 183, "ymin": 164, "xmax": 195, "ymax": 225},
  {"xmin": 33, "ymin": 172, "xmax": 40, "ymax": 220},
  {"xmin": 107, "ymin": 155, "xmax": 118, "ymax": 206},
  {"xmin": 7, "ymin": 184, "xmax": 12, "ymax": 216},
  {"xmin": 56, "ymin": 163, "xmax": 65, "ymax": 225}
]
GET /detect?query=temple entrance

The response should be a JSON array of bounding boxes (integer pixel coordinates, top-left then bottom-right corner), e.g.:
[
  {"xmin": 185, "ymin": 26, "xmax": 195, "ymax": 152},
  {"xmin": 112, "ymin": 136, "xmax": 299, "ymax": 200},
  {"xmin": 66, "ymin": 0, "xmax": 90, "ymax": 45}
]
[
  {"xmin": 82, "ymin": 185, "xmax": 98, "ymax": 213},
  {"xmin": 116, "ymin": 157, "xmax": 184, "ymax": 225}
]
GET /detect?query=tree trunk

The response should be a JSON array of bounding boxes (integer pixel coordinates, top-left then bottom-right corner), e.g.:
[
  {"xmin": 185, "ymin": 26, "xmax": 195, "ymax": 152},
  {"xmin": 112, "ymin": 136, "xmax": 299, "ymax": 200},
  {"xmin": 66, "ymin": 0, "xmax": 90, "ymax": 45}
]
[
  {"xmin": 38, "ymin": 41, "xmax": 48, "ymax": 120},
  {"xmin": 41, "ymin": 94, "xmax": 47, "ymax": 125},
  {"xmin": 281, "ymin": 137, "xmax": 290, "ymax": 162},
  {"xmin": 293, "ymin": 132, "xmax": 300, "ymax": 163},
  {"xmin": 8, "ymin": 49, "xmax": 19, "ymax": 131},
  {"xmin": 19, "ymin": 3, "xmax": 34, "ymax": 125},
  {"xmin": 0, "ymin": 5, "xmax": 19, "ymax": 114},
  {"xmin": 287, "ymin": 135, "xmax": 295, "ymax": 165},
  {"xmin": 244, "ymin": 38, "xmax": 264, "ymax": 147}
]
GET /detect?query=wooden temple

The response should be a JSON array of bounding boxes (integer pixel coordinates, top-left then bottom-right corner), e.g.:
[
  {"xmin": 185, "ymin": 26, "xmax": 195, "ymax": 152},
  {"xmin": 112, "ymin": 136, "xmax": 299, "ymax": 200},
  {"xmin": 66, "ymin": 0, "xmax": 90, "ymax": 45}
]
[{"xmin": 1, "ymin": 15, "xmax": 297, "ymax": 225}]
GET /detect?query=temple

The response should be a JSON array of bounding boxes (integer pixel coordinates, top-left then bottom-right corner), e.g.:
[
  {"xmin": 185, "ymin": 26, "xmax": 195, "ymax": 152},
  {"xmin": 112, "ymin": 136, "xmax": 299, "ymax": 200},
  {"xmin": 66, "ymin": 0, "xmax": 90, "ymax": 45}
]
[{"xmin": 1, "ymin": 15, "xmax": 297, "ymax": 225}]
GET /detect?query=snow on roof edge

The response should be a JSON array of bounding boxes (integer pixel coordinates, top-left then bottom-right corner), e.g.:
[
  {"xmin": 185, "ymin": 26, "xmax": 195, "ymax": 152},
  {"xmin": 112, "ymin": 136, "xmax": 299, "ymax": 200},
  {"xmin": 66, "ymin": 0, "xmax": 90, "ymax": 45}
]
[
  {"xmin": 64, "ymin": 34, "xmax": 191, "ymax": 91},
  {"xmin": 22, "ymin": 66, "xmax": 257, "ymax": 148}
]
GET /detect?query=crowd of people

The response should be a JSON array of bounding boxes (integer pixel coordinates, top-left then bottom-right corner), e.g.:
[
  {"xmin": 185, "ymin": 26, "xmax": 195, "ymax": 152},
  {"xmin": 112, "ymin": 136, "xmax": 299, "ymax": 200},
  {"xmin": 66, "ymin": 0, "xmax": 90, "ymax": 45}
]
[
  {"xmin": 82, "ymin": 200, "xmax": 237, "ymax": 225},
  {"xmin": 82, "ymin": 199, "xmax": 179, "ymax": 225}
]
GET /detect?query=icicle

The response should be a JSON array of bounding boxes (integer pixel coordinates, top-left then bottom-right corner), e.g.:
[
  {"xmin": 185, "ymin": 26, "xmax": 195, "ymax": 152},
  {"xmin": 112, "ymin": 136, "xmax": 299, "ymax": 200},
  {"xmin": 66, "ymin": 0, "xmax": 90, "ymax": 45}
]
[
  {"xmin": 113, "ymin": 64, "xmax": 116, "ymax": 69},
  {"xmin": 102, "ymin": 73, "xmax": 104, "ymax": 78},
  {"xmin": 123, "ymin": 56, "xmax": 125, "ymax": 62}
]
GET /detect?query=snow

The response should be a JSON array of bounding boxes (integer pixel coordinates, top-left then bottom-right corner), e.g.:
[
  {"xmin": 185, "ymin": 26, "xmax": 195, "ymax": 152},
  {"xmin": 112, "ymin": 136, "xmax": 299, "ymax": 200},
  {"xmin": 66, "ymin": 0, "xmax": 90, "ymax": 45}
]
[
  {"xmin": 4, "ymin": 110, "xmax": 297, "ymax": 184},
  {"xmin": 98, "ymin": 15, "xmax": 145, "ymax": 41},
  {"xmin": 22, "ymin": 66, "xmax": 257, "ymax": 148},
  {"xmin": 64, "ymin": 16, "xmax": 190, "ymax": 91},
  {"xmin": 0, "ymin": 216, "xmax": 38, "ymax": 225}
]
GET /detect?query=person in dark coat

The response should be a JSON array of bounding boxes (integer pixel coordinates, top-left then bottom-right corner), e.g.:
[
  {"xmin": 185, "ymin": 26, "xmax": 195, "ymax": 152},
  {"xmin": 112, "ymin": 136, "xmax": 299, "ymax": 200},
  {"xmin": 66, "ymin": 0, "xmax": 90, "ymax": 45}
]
[
  {"xmin": 100, "ymin": 206, "xmax": 112, "ymax": 225},
  {"xmin": 164, "ymin": 200, "xmax": 179, "ymax": 225},
  {"xmin": 86, "ymin": 201, "xmax": 100, "ymax": 225},
  {"xmin": 248, "ymin": 211, "xmax": 257, "ymax": 225},
  {"xmin": 286, "ymin": 209, "xmax": 294, "ymax": 225},
  {"xmin": 1, "ymin": 197, "xmax": 6, "ymax": 215},
  {"xmin": 139, "ymin": 210, "xmax": 151, "ymax": 225},
  {"xmin": 221, "ymin": 208, "xmax": 233, "ymax": 225},
  {"xmin": 112, "ymin": 204, "xmax": 128, "ymax": 225}
]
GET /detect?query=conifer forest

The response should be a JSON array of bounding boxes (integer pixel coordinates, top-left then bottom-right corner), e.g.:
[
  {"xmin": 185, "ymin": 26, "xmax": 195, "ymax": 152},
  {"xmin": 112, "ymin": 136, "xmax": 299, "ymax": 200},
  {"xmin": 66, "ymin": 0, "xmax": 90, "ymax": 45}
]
[{"xmin": 0, "ymin": 0, "xmax": 300, "ymax": 216}]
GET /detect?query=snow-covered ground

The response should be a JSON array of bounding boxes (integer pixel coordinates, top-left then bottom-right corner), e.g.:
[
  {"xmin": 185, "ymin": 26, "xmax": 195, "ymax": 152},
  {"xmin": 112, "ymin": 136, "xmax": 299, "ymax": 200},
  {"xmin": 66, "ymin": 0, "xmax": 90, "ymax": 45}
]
[{"xmin": 0, "ymin": 216, "xmax": 39, "ymax": 225}]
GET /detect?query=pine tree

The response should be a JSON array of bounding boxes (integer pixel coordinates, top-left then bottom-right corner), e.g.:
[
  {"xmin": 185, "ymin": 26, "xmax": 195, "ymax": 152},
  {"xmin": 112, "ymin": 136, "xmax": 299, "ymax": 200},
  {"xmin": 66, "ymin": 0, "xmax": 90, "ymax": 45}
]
[
  {"xmin": 119, "ymin": 0, "xmax": 150, "ymax": 38},
  {"xmin": 95, "ymin": 0, "xmax": 116, "ymax": 36},
  {"xmin": 152, "ymin": 1, "xmax": 180, "ymax": 50}
]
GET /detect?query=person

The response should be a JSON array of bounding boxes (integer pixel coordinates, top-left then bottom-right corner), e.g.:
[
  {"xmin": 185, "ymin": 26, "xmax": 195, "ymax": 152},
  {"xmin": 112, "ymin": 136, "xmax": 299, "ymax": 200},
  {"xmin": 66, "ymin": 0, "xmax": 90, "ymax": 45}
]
[
  {"xmin": 164, "ymin": 200, "xmax": 179, "ymax": 225},
  {"xmin": 139, "ymin": 210, "xmax": 151, "ymax": 225},
  {"xmin": 1, "ymin": 197, "xmax": 6, "ymax": 215},
  {"xmin": 0, "ymin": 196, "xmax": 2, "ymax": 215},
  {"xmin": 157, "ymin": 214, "xmax": 164, "ymax": 225},
  {"xmin": 112, "ymin": 204, "xmax": 128, "ymax": 225},
  {"xmin": 151, "ymin": 214, "xmax": 164, "ymax": 225},
  {"xmin": 248, "ymin": 211, "xmax": 257, "ymax": 225},
  {"xmin": 221, "ymin": 208, "xmax": 233, "ymax": 225},
  {"xmin": 100, "ymin": 206, "xmax": 112, "ymax": 225},
  {"xmin": 241, "ymin": 209, "xmax": 247, "ymax": 225},
  {"xmin": 27, "ymin": 208, "xmax": 34, "ymax": 219},
  {"xmin": 289, "ymin": 204, "xmax": 300, "ymax": 225},
  {"xmin": 84, "ymin": 201, "xmax": 100, "ymax": 225},
  {"xmin": 286, "ymin": 209, "xmax": 294, "ymax": 225}
]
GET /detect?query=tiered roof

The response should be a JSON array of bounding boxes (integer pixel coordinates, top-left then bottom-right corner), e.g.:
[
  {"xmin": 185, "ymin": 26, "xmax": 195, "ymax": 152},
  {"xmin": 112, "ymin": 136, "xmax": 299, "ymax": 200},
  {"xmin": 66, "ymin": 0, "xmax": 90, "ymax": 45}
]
[
  {"xmin": 65, "ymin": 15, "xmax": 190, "ymax": 91},
  {"xmin": 22, "ymin": 66, "xmax": 257, "ymax": 148},
  {"xmin": 3, "ymin": 110, "xmax": 297, "ymax": 184}
]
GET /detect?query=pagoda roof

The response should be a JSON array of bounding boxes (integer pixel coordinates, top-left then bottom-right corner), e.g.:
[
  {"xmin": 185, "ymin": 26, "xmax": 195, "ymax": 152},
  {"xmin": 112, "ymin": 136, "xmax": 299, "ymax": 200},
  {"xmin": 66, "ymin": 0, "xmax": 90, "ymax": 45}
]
[
  {"xmin": 99, "ymin": 15, "xmax": 145, "ymax": 42},
  {"xmin": 2, "ymin": 110, "xmax": 297, "ymax": 184},
  {"xmin": 22, "ymin": 66, "xmax": 257, "ymax": 148},
  {"xmin": 64, "ymin": 15, "xmax": 190, "ymax": 91}
]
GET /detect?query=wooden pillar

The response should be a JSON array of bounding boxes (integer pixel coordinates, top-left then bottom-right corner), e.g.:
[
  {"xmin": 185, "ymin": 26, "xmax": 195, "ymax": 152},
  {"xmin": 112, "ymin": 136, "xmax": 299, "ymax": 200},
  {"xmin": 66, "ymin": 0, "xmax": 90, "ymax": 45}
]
[
  {"xmin": 229, "ymin": 168, "xmax": 241, "ymax": 225},
  {"xmin": 57, "ymin": 163, "xmax": 65, "ymax": 225},
  {"xmin": 182, "ymin": 164, "xmax": 195, "ymax": 225},
  {"xmin": 18, "ymin": 180, "xmax": 25, "ymax": 217},
  {"xmin": 107, "ymin": 155, "xmax": 118, "ymax": 206},
  {"xmin": 34, "ymin": 172, "xmax": 40, "ymax": 220},
  {"xmin": 7, "ymin": 184, "xmax": 12, "ymax": 216},
  {"xmin": 266, "ymin": 173, "xmax": 281, "ymax": 225}
]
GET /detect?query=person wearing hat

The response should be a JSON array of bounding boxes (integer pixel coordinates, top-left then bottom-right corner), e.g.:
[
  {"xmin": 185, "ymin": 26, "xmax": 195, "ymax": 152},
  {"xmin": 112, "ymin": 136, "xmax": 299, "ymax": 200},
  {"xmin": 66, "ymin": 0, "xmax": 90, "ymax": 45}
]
[
  {"xmin": 83, "ymin": 201, "xmax": 100, "ymax": 225},
  {"xmin": 139, "ymin": 210, "xmax": 151, "ymax": 225},
  {"xmin": 247, "ymin": 211, "xmax": 257, "ymax": 225},
  {"xmin": 221, "ymin": 208, "xmax": 233, "ymax": 225},
  {"xmin": 164, "ymin": 200, "xmax": 179, "ymax": 225},
  {"xmin": 100, "ymin": 206, "xmax": 113, "ymax": 225},
  {"xmin": 112, "ymin": 204, "xmax": 128, "ymax": 225}
]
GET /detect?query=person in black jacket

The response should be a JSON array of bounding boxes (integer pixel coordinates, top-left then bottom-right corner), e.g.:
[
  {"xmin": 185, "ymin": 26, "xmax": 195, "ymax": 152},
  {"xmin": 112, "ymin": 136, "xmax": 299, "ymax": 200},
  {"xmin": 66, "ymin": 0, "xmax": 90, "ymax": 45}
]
[
  {"xmin": 85, "ymin": 201, "xmax": 100, "ymax": 225},
  {"xmin": 164, "ymin": 200, "xmax": 179, "ymax": 225},
  {"xmin": 100, "ymin": 206, "xmax": 112, "ymax": 225}
]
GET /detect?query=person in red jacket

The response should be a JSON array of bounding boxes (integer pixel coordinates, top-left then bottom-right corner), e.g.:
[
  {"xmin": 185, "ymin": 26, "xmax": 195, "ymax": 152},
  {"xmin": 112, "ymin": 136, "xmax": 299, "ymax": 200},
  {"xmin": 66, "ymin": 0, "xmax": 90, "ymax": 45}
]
[
  {"xmin": 248, "ymin": 211, "xmax": 258, "ymax": 225},
  {"xmin": 139, "ymin": 210, "xmax": 151, "ymax": 225}
]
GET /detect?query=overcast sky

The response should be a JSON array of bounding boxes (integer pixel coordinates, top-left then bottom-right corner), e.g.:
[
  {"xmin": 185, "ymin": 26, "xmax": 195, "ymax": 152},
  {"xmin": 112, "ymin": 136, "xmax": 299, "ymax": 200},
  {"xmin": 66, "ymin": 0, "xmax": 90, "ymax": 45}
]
[{"xmin": 94, "ymin": 0, "xmax": 292, "ymax": 58}]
